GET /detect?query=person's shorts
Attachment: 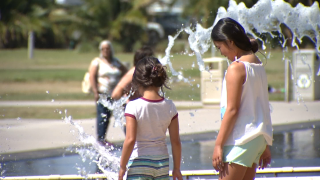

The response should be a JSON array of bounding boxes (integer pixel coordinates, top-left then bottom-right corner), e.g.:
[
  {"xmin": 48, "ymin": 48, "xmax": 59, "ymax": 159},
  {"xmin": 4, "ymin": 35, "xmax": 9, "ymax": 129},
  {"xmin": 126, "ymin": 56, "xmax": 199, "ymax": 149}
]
[
  {"xmin": 223, "ymin": 135, "xmax": 267, "ymax": 167},
  {"xmin": 127, "ymin": 155, "xmax": 169, "ymax": 180}
]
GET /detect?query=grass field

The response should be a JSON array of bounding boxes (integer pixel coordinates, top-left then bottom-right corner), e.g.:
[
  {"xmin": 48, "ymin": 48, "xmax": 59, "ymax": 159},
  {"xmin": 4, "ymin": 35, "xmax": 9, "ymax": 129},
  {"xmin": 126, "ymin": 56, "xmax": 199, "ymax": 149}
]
[
  {"xmin": 0, "ymin": 46, "xmax": 294, "ymax": 119},
  {"xmin": 0, "ymin": 47, "xmax": 290, "ymax": 102},
  {"xmin": 0, "ymin": 105, "xmax": 203, "ymax": 120}
]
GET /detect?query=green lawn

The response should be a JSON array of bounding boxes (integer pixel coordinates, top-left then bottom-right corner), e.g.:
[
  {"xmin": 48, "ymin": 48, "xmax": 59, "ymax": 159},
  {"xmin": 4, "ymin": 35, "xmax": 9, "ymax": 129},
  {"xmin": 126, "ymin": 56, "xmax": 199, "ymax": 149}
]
[
  {"xmin": 0, "ymin": 47, "xmax": 291, "ymax": 101},
  {"xmin": 0, "ymin": 105, "xmax": 203, "ymax": 120}
]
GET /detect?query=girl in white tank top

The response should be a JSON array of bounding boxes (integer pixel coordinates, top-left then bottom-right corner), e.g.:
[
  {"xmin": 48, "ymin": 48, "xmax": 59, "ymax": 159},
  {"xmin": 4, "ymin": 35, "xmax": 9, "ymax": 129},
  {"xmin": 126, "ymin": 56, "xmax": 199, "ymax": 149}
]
[{"xmin": 211, "ymin": 17, "xmax": 272, "ymax": 180}]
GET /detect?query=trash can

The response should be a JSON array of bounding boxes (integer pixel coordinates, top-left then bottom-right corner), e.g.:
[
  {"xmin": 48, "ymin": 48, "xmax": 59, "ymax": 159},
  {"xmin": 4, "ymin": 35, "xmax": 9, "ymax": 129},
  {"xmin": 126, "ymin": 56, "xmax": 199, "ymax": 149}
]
[
  {"xmin": 201, "ymin": 57, "xmax": 228, "ymax": 105},
  {"xmin": 290, "ymin": 49, "xmax": 320, "ymax": 101}
]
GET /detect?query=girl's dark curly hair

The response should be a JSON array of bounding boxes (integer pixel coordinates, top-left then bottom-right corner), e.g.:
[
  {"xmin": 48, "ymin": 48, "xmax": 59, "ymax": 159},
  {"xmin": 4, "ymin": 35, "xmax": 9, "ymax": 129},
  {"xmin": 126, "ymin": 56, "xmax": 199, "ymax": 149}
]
[{"xmin": 133, "ymin": 57, "xmax": 170, "ymax": 95}]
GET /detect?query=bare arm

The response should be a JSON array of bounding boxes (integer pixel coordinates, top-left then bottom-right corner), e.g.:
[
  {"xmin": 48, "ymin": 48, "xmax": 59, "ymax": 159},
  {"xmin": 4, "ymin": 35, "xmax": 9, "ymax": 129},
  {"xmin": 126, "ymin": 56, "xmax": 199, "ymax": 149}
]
[
  {"xmin": 89, "ymin": 60, "xmax": 99, "ymax": 102},
  {"xmin": 118, "ymin": 116, "xmax": 137, "ymax": 180},
  {"xmin": 112, "ymin": 68, "xmax": 134, "ymax": 100},
  {"xmin": 168, "ymin": 117, "xmax": 183, "ymax": 180},
  {"xmin": 212, "ymin": 62, "xmax": 246, "ymax": 171}
]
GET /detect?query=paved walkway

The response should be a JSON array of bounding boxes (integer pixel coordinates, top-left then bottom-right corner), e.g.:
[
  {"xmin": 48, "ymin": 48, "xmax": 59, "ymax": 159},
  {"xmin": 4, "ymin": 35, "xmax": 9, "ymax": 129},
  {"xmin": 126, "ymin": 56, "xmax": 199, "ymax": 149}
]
[{"xmin": 0, "ymin": 100, "xmax": 320, "ymax": 161}]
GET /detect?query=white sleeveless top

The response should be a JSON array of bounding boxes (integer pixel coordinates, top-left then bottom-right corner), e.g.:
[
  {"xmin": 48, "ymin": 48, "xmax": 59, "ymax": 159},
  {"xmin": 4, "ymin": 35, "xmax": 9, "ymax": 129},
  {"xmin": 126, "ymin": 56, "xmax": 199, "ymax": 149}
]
[
  {"xmin": 220, "ymin": 60, "xmax": 273, "ymax": 146},
  {"xmin": 91, "ymin": 57, "xmax": 122, "ymax": 95}
]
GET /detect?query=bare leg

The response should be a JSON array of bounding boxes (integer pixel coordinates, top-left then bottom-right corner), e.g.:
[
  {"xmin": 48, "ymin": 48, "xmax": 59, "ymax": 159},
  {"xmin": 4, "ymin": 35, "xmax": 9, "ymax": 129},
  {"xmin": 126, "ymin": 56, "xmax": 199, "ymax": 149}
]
[
  {"xmin": 242, "ymin": 163, "xmax": 257, "ymax": 180},
  {"xmin": 219, "ymin": 163, "xmax": 247, "ymax": 180}
]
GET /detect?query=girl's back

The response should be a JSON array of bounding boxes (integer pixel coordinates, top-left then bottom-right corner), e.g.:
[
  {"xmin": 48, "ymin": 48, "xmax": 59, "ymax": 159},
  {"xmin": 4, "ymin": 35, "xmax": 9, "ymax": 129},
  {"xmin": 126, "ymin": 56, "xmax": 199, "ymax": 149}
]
[
  {"xmin": 119, "ymin": 56, "xmax": 182, "ymax": 180},
  {"xmin": 125, "ymin": 97, "xmax": 178, "ymax": 156}
]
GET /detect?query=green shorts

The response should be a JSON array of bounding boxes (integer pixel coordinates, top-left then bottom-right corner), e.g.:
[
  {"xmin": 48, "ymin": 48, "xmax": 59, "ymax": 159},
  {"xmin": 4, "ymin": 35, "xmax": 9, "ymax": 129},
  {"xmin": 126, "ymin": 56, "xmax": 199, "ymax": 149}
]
[{"xmin": 223, "ymin": 135, "xmax": 267, "ymax": 167}]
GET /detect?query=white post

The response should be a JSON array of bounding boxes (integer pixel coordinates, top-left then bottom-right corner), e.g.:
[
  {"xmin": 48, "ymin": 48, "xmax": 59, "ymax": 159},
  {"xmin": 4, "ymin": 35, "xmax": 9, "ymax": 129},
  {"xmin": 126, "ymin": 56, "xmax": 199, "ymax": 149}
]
[
  {"xmin": 28, "ymin": 31, "xmax": 34, "ymax": 59},
  {"xmin": 284, "ymin": 58, "xmax": 289, "ymax": 102}
]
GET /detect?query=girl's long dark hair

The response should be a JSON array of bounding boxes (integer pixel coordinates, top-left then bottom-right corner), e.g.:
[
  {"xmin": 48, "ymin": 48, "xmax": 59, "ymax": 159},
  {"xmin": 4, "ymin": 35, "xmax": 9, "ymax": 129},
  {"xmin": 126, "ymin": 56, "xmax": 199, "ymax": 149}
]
[{"xmin": 211, "ymin": 17, "xmax": 258, "ymax": 53}]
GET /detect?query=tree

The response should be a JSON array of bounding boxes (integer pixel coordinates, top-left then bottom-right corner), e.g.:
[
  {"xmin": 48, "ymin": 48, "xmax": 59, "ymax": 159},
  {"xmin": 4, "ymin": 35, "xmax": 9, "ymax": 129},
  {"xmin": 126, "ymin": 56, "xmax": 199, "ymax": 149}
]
[
  {"xmin": 0, "ymin": 0, "xmax": 75, "ymax": 48},
  {"xmin": 71, "ymin": 0, "xmax": 154, "ymax": 52},
  {"xmin": 183, "ymin": 0, "xmax": 260, "ymax": 28}
]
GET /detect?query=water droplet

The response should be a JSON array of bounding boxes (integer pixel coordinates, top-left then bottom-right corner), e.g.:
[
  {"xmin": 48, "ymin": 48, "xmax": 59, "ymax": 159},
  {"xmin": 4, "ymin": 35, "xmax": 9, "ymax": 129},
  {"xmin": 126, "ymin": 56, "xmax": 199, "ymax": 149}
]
[
  {"xmin": 59, "ymin": 111, "xmax": 62, "ymax": 114},
  {"xmin": 197, "ymin": 84, "xmax": 200, "ymax": 88},
  {"xmin": 51, "ymin": 99, "xmax": 54, "ymax": 102},
  {"xmin": 189, "ymin": 156, "xmax": 193, "ymax": 159},
  {"xmin": 17, "ymin": 117, "xmax": 21, "ymax": 120},
  {"xmin": 189, "ymin": 112, "xmax": 194, "ymax": 117},
  {"xmin": 46, "ymin": 91, "xmax": 49, "ymax": 94},
  {"xmin": 312, "ymin": 125, "xmax": 316, "ymax": 128}
]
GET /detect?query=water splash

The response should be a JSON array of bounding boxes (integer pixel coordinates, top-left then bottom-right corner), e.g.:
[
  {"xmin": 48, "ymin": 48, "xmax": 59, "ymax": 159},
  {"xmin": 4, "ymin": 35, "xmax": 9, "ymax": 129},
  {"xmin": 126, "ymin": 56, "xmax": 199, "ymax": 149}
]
[
  {"xmin": 214, "ymin": 0, "xmax": 320, "ymax": 52},
  {"xmin": 63, "ymin": 110, "xmax": 120, "ymax": 179},
  {"xmin": 59, "ymin": 0, "xmax": 320, "ymax": 177},
  {"xmin": 98, "ymin": 89, "xmax": 133, "ymax": 128},
  {"xmin": 154, "ymin": 0, "xmax": 320, "ymax": 100},
  {"xmin": 159, "ymin": 30, "xmax": 195, "ymax": 85}
]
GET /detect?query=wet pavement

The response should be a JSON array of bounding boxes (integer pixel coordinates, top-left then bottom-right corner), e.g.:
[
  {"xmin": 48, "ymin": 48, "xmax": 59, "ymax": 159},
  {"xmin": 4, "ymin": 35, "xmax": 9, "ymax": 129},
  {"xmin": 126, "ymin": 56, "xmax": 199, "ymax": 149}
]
[{"xmin": 1, "ymin": 100, "xmax": 320, "ymax": 177}]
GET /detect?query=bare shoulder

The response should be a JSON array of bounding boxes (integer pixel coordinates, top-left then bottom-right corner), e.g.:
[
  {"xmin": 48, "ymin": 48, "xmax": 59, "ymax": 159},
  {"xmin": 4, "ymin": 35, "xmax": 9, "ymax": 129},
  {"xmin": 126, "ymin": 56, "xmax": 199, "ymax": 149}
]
[
  {"xmin": 123, "ymin": 68, "xmax": 134, "ymax": 80},
  {"xmin": 117, "ymin": 67, "xmax": 135, "ymax": 87},
  {"xmin": 225, "ymin": 61, "xmax": 246, "ymax": 82},
  {"xmin": 228, "ymin": 61, "xmax": 245, "ymax": 73},
  {"xmin": 127, "ymin": 68, "xmax": 135, "ymax": 76},
  {"xmin": 90, "ymin": 57, "xmax": 100, "ymax": 66},
  {"xmin": 240, "ymin": 54, "xmax": 260, "ymax": 64},
  {"xmin": 92, "ymin": 57, "xmax": 100, "ymax": 62}
]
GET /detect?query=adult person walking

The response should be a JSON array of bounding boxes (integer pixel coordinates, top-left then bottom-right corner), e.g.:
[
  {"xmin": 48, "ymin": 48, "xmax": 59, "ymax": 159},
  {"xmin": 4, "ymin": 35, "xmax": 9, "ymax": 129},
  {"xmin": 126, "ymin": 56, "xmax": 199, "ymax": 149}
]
[
  {"xmin": 89, "ymin": 40, "xmax": 127, "ymax": 146},
  {"xmin": 211, "ymin": 17, "xmax": 272, "ymax": 180}
]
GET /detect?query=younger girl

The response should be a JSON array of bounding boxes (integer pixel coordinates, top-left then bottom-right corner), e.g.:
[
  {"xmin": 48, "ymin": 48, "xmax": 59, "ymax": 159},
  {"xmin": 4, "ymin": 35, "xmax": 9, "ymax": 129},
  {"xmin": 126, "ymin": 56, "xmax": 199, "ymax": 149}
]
[
  {"xmin": 211, "ymin": 17, "xmax": 272, "ymax": 180},
  {"xmin": 118, "ymin": 57, "xmax": 183, "ymax": 180}
]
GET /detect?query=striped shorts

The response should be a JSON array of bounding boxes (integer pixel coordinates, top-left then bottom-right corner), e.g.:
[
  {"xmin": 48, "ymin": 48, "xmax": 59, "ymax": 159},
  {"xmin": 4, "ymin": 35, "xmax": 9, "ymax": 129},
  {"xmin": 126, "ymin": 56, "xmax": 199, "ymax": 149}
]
[{"xmin": 126, "ymin": 155, "xmax": 169, "ymax": 180}]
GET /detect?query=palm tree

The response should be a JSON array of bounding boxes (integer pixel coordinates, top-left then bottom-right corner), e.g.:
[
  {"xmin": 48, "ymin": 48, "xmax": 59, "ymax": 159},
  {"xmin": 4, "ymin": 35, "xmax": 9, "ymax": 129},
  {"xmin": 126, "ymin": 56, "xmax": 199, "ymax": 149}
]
[
  {"xmin": 0, "ymin": 0, "xmax": 73, "ymax": 48},
  {"xmin": 0, "ymin": 0, "xmax": 50, "ymax": 48},
  {"xmin": 72, "ymin": 0, "xmax": 165, "ymax": 52}
]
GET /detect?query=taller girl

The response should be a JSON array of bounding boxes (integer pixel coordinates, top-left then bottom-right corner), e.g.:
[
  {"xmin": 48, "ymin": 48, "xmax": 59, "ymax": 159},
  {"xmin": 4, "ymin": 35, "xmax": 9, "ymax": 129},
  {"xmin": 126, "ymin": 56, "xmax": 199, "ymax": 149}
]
[
  {"xmin": 119, "ymin": 57, "xmax": 183, "ymax": 180},
  {"xmin": 211, "ymin": 17, "xmax": 273, "ymax": 180}
]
